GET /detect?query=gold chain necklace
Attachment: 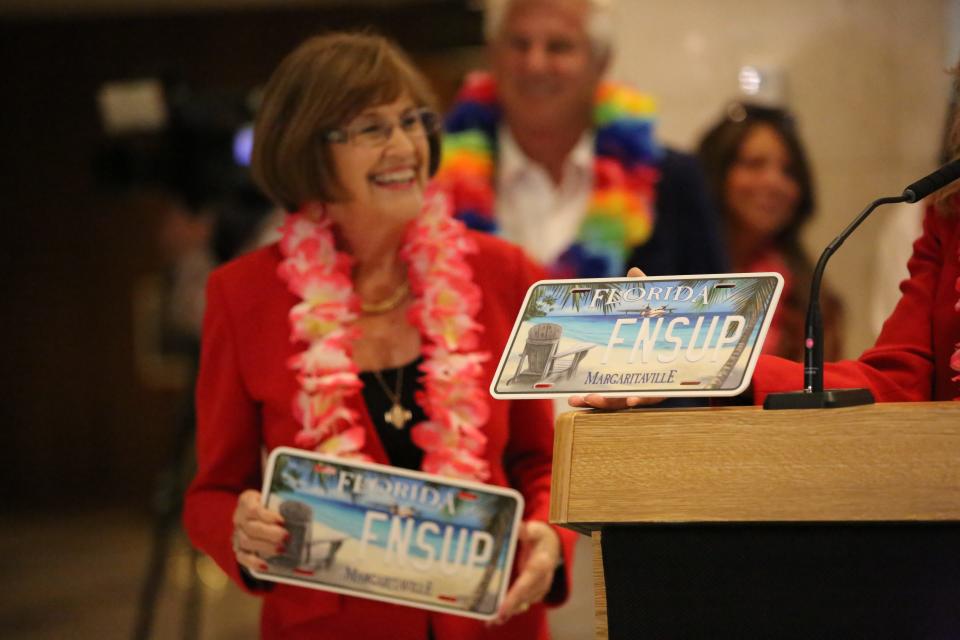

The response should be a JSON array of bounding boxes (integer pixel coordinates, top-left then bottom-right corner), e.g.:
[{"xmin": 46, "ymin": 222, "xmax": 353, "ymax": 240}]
[
  {"xmin": 360, "ymin": 281, "xmax": 410, "ymax": 315},
  {"xmin": 372, "ymin": 367, "xmax": 413, "ymax": 429}
]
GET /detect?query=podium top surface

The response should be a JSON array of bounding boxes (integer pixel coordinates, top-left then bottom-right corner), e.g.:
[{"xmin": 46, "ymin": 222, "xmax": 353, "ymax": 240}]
[{"xmin": 549, "ymin": 402, "xmax": 960, "ymax": 531}]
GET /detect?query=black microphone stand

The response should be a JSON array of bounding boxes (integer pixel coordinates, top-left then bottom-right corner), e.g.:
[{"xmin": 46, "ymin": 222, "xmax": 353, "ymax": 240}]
[{"xmin": 763, "ymin": 195, "xmax": 906, "ymax": 409}]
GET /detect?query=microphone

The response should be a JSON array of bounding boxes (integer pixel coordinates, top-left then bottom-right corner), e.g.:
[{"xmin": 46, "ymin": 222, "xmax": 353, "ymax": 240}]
[
  {"xmin": 902, "ymin": 157, "xmax": 960, "ymax": 203},
  {"xmin": 764, "ymin": 159, "xmax": 960, "ymax": 409}
]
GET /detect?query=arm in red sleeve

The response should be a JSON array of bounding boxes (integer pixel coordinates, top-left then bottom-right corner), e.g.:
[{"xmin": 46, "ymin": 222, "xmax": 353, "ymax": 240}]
[
  {"xmin": 500, "ymin": 248, "xmax": 577, "ymax": 605},
  {"xmin": 503, "ymin": 394, "xmax": 577, "ymax": 606},
  {"xmin": 753, "ymin": 209, "xmax": 942, "ymax": 404},
  {"xmin": 182, "ymin": 271, "xmax": 266, "ymax": 593}
]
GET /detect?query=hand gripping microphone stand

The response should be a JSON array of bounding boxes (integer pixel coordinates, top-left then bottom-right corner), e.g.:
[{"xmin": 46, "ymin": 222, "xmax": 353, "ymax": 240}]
[{"xmin": 764, "ymin": 158, "xmax": 960, "ymax": 409}]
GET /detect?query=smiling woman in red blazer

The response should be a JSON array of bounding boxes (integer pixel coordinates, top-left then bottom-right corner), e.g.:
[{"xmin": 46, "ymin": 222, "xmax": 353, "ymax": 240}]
[{"xmin": 183, "ymin": 33, "xmax": 575, "ymax": 640}]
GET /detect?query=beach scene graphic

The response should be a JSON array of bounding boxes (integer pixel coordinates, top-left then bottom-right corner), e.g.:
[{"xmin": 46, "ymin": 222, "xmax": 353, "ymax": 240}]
[
  {"xmin": 254, "ymin": 449, "xmax": 523, "ymax": 620},
  {"xmin": 491, "ymin": 274, "xmax": 782, "ymax": 398}
]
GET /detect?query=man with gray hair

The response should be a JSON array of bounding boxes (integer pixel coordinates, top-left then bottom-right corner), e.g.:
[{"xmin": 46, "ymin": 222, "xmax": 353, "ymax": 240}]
[{"xmin": 438, "ymin": 0, "xmax": 727, "ymax": 279}]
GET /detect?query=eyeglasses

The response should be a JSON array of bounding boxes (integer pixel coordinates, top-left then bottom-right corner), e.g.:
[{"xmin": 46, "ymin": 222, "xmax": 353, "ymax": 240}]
[{"xmin": 324, "ymin": 108, "xmax": 440, "ymax": 147}]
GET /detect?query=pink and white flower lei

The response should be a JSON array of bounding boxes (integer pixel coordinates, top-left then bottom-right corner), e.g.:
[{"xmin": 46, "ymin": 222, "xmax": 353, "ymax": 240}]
[{"xmin": 276, "ymin": 189, "xmax": 492, "ymax": 481}]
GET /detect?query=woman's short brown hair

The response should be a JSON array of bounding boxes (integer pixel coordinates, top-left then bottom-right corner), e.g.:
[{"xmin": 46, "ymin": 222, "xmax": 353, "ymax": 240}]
[{"xmin": 251, "ymin": 32, "xmax": 438, "ymax": 211}]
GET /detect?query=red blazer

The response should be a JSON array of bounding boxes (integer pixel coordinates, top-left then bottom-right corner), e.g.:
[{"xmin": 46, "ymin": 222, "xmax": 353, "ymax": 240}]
[
  {"xmin": 183, "ymin": 231, "xmax": 577, "ymax": 640},
  {"xmin": 752, "ymin": 208, "xmax": 960, "ymax": 403}
]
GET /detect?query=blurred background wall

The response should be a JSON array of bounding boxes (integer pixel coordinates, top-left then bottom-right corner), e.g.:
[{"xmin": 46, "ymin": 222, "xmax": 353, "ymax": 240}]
[
  {"xmin": 611, "ymin": 0, "xmax": 958, "ymax": 359},
  {"xmin": 0, "ymin": 0, "xmax": 956, "ymax": 638}
]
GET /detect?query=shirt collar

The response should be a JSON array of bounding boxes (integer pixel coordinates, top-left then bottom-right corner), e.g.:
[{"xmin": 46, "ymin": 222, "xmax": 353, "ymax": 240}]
[{"xmin": 497, "ymin": 125, "xmax": 594, "ymax": 185}]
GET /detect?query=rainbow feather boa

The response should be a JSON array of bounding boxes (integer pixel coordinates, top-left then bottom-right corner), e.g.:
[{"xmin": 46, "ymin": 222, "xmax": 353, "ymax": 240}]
[{"xmin": 436, "ymin": 71, "xmax": 661, "ymax": 278}]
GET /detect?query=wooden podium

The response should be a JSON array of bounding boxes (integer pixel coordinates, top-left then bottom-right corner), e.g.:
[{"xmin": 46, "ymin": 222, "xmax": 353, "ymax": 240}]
[{"xmin": 549, "ymin": 402, "xmax": 960, "ymax": 639}]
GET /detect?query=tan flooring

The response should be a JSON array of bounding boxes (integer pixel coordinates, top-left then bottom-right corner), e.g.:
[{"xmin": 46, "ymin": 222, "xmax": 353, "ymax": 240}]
[{"xmin": 0, "ymin": 509, "xmax": 595, "ymax": 639}]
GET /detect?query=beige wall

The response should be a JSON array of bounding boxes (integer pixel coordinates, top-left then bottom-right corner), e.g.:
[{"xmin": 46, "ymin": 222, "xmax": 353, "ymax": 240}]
[{"xmin": 609, "ymin": 0, "xmax": 952, "ymax": 358}]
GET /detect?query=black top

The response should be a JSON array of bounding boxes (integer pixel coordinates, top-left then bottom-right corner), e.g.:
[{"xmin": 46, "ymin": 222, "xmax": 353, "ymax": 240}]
[
  {"xmin": 359, "ymin": 357, "xmax": 426, "ymax": 471},
  {"xmin": 628, "ymin": 148, "xmax": 730, "ymax": 277}
]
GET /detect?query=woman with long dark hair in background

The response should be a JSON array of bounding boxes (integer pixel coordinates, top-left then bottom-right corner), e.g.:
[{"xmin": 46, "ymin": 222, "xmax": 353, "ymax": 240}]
[{"xmin": 697, "ymin": 103, "xmax": 843, "ymax": 361}]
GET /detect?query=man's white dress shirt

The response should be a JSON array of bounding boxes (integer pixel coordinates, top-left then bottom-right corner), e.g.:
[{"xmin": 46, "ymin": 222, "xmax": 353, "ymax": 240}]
[{"xmin": 495, "ymin": 126, "xmax": 595, "ymax": 265}]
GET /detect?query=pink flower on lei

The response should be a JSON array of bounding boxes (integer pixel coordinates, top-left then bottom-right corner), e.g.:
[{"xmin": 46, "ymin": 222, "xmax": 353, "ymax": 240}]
[
  {"xmin": 410, "ymin": 285, "xmax": 483, "ymax": 352},
  {"xmin": 292, "ymin": 384, "xmax": 359, "ymax": 432},
  {"xmin": 316, "ymin": 426, "xmax": 367, "ymax": 458},
  {"xmin": 410, "ymin": 421, "xmax": 490, "ymax": 480},
  {"xmin": 415, "ymin": 349, "xmax": 490, "ymax": 437}
]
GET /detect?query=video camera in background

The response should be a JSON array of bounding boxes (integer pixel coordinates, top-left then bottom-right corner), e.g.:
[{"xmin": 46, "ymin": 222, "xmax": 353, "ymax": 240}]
[
  {"xmin": 95, "ymin": 78, "xmax": 257, "ymax": 208},
  {"xmin": 95, "ymin": 78, "xmax": 275, "ymax": 262}
]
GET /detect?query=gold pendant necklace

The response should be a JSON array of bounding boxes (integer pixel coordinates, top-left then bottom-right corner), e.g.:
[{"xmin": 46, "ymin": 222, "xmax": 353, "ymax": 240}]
[
  {"xmin": 360, "ymin": 281, "xmax": 411, "ymax": 315},
  {"xmin": 372, "ymin": 367, "xmax": 412, "ymax": 429}
]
